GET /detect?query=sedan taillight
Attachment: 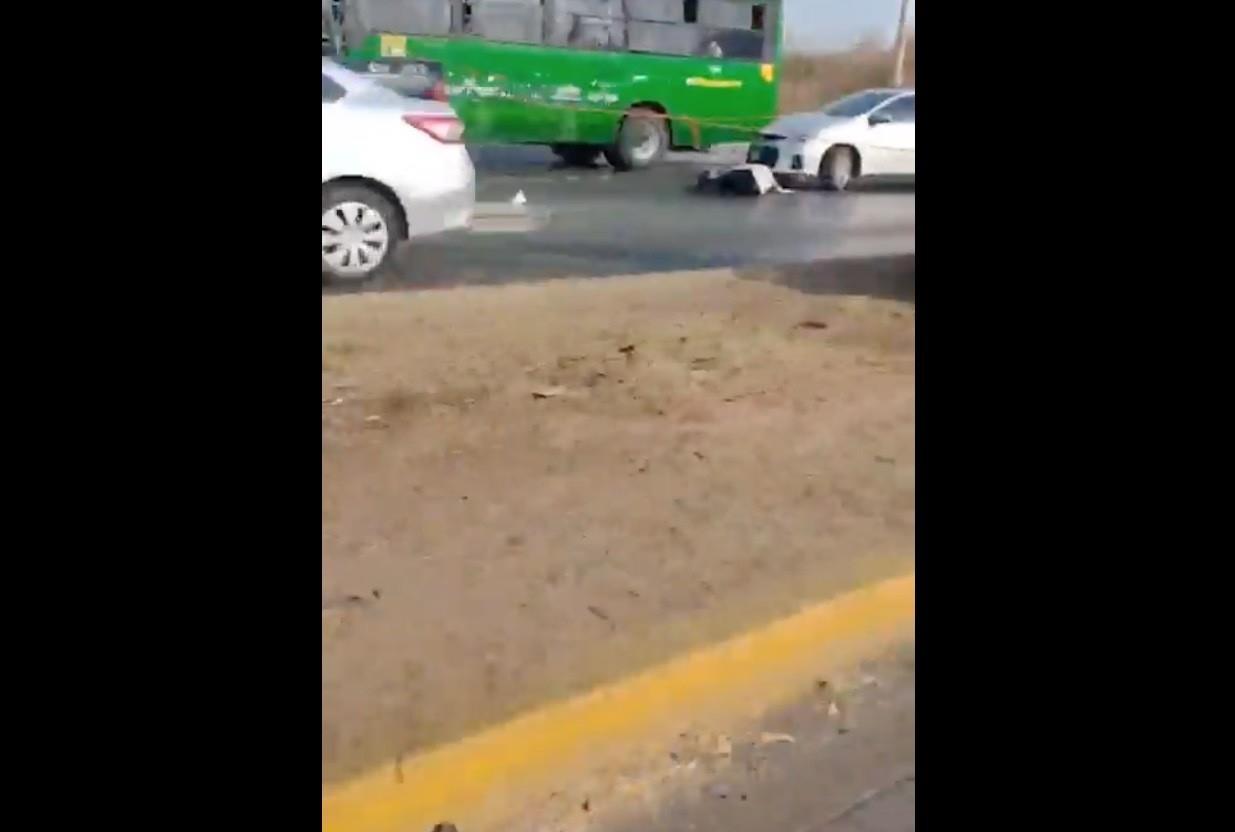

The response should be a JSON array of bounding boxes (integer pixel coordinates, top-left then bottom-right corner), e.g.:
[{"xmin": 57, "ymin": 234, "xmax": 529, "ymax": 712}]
[{"xmin": 403, "ymin": 114, "xmax": 464, "ymax": 143}]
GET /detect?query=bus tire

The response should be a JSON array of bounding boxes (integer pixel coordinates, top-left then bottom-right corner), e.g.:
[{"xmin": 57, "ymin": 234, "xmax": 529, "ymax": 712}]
[
  {"xmin": 551, "ymin": 143, "xmax": 601, "ymax": 167},
  {"xmin": 604, "ymin": 109, "xmax": 669, "ymax": 171}
]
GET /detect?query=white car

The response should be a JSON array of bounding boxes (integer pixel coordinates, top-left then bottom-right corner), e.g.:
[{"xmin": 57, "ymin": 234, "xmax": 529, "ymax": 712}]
[
  {"xmin": 321, "ymin": 59, "xmax": 475, "ymax": 282},
  {"xmin": 747, "ymin": 89, "xmax": 915, "ymax": 191}
]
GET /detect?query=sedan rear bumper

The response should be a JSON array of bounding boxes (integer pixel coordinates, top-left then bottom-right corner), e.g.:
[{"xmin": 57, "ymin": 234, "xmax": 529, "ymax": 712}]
[
  {"xmin": 401, "ymin": 181, "xmax": 474, "ymax": 240},
  {"xmin": 390, "ymin": 148, "xmax": 477, "ymax": 240}
]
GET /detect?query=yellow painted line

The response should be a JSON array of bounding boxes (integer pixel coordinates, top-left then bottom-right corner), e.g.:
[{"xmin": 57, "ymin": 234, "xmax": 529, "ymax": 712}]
[{"xmin": 323, "ymin": 572, "xmax": 914, "ymax": 832}]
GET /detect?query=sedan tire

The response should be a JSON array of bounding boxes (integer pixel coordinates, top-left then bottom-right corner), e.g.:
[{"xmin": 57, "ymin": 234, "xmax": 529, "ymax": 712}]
[
  {"xmin": 321, "ymin": 183, "xmax": 402, "ymax": 283},
  {"xmin": 819, "ymin": 146, "xmax": 857, "ymax": 192}
]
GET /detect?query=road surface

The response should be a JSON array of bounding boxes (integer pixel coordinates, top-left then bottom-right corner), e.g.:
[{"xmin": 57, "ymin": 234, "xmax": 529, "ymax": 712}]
[
  {"xmin": 325, "ymin": 145, "xmax": 915, "ymax": 293},
  {"xmin": 595, "ymin": 642, "xmax": 915, "ymax": 832}
]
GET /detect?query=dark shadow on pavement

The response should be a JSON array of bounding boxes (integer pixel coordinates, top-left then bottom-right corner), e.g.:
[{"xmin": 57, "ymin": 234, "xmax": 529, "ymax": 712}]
[
  {"xmin": 324, "ymin": 233, "xmax": 741, "ymax": 295},
  {"xmin": 327, "ymin": 251, "xmax": 915, "ymax": 300},
  {"xmin": 849, "ymin": 177, "xmax": 915, "ymax": 194},
  {"xmin": 738, "ymin": 253, "xmax": 915, "ymax": 303}
]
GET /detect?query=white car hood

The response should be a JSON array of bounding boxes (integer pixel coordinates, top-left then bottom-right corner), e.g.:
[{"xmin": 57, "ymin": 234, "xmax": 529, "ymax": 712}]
[{"xmin": 761, "ymin": 112, "xmax": 855, "ymax": 139}]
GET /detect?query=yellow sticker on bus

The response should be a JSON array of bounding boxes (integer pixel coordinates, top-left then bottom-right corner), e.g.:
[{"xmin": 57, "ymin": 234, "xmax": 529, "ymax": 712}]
[
  {"xmin": 686, "ymin": 77, "xmax": 743, "ymax": 89},
  {"xmin": 378, "ymin": 33, "xmax": 407, "ymax": 58}
]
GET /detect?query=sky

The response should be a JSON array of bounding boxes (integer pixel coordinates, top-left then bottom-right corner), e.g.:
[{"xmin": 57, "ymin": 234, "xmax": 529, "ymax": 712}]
[{"xmin": 783, "ymin": 0, "xmax": 916, "ymax": 52}]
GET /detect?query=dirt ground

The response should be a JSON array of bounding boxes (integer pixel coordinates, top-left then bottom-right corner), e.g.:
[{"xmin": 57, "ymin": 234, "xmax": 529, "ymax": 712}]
[{"xmin": 322, "ymin": 269, "xmax": 915, "ymax": 785}]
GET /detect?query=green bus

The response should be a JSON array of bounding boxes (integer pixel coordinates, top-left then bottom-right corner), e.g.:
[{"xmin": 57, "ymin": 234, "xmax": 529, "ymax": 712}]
[{"xmin": 323, "ymin": 1, "xmax": 783, "ymax": 169}]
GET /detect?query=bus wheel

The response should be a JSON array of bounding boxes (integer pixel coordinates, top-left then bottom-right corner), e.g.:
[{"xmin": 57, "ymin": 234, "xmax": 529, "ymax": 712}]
[
  {"xmin": 551, "ymin": 143, "xmax": 601, "ymax": 167},
  {"xmin": 604, "ymin": 109, "xmax": 668, "ymax": 171}
]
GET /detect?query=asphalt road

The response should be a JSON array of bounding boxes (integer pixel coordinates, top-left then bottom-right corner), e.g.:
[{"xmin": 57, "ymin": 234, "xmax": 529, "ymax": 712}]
[
  {"xmin": 325, "ymin": 144, "xmax": 915, "ymax": 293},
  {"xmin": 597, "ymin": 642, "xmax": 916, "ymax": 832}
]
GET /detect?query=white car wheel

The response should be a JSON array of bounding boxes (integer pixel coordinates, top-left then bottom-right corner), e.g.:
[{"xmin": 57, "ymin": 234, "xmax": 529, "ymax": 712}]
[
  {"xmin": 321, "ymin": 186, "xmax": 399, "ymax": 281},
  {"xmin": 820, "ymin": 146, "xmax": 856, "ymax": 192}
]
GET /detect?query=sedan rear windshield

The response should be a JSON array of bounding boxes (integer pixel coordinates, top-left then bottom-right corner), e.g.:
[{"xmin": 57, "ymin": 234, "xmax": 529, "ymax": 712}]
[{"xmin": 336, "ymin": 58, "xmax": 443, "ymax": 101}]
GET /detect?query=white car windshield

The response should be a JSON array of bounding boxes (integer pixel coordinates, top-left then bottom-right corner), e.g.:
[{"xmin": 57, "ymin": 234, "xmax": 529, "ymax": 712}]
[{"xmin": 822, "ymin": 90, "xmax": 901, "ymax": 117}]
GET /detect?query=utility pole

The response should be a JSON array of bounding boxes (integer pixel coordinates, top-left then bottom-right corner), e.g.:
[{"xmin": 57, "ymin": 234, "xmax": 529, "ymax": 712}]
[{"xmin": 891, "ymin": 0, "xmax": 912, "ymax": 87}]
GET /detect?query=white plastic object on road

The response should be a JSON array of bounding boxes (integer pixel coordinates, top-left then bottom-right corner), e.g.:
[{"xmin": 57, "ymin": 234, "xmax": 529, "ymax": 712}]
[{"xmin": 511, "ymin": 190, "xmax": 528, "ymax": 206}]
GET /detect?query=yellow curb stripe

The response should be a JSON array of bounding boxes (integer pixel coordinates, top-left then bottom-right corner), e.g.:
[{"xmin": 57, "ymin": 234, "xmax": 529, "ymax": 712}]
[{"xmin": 323, "ymin": 572, "xmax": 915, "ymax": 832}]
